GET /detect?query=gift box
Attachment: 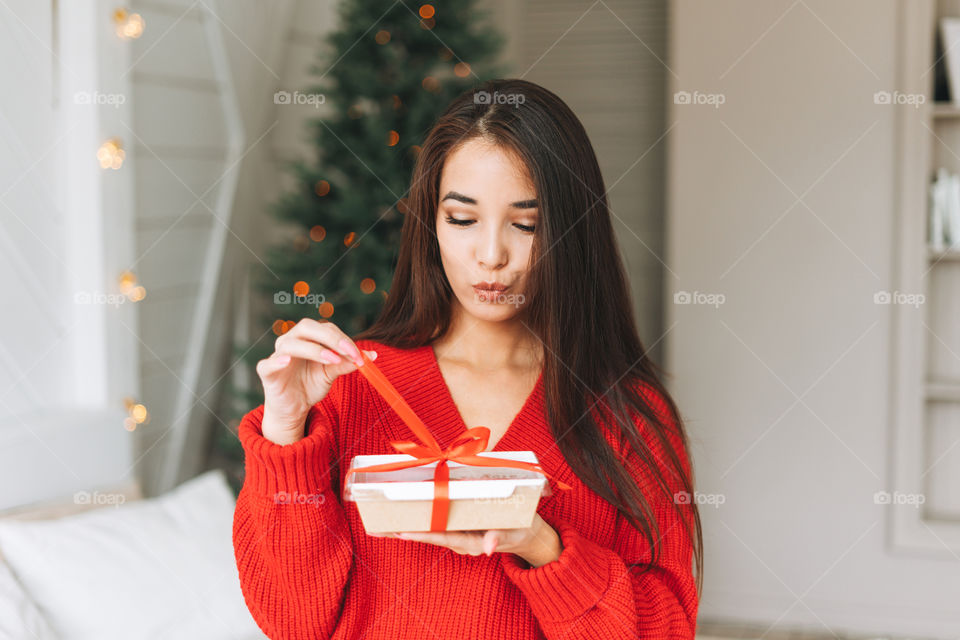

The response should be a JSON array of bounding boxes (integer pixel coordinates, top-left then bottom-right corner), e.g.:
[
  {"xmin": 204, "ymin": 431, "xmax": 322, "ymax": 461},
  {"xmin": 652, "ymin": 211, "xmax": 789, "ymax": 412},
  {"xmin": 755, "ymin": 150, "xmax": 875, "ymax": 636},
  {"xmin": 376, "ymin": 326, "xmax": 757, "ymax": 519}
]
[
  {"xmin": 343, "ymin": 349, "xmax": 572, "ymax": 533},
  {"xmin": 343, "ymin": 451, "xmax": 551, "ymax": 533}
]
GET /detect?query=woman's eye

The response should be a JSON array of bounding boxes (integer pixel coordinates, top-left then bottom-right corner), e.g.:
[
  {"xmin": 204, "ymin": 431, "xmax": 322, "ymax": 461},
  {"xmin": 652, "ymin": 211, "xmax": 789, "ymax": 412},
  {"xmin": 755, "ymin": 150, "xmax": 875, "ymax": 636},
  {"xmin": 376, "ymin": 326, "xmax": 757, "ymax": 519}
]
[{"xmin": 443, "ymin": 215, "xmax": 535, "ymax": 233}]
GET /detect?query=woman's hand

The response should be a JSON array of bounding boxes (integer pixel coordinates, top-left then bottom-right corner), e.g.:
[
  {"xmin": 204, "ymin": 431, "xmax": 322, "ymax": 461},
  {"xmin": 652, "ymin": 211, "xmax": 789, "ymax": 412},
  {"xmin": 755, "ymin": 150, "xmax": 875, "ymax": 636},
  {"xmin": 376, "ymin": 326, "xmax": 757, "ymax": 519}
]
[
  {"xmin": 255, "ymin": 318, "xmax": 377, "ymax": 445},
  {"xmin": 370, "ymin": 513, "xmax": 563, "ymax": 568}
]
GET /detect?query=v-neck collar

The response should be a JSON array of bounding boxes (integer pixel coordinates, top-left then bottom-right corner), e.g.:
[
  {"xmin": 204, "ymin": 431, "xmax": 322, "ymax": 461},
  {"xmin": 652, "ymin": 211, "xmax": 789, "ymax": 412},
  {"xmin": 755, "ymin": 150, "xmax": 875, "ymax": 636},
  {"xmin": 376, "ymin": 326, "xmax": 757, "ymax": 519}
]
[
  {"xmin": 357, "ymin": 340, "xmax": 548, "ymax": 455},
  {"xmin": 421, "ymin": 344, "xmax": 545, "ymax": 453}
]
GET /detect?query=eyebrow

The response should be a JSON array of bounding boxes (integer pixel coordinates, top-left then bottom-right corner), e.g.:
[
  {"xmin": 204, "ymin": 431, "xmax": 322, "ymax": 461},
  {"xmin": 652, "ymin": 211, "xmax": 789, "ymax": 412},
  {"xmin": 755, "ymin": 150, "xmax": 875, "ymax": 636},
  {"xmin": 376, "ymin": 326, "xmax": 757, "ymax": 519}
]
[{"xmin": 441, "ymin": 191, "xmax": 538, "ymax": 210}]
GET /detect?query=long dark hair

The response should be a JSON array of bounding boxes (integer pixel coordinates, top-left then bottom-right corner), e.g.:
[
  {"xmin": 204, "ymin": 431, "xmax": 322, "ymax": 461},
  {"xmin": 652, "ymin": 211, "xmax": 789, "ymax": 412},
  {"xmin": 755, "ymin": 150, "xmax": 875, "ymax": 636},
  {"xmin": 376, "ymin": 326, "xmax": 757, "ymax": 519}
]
[{"xmin": 354, "ymin": 78, "xmax": 702, "ymax": 594}]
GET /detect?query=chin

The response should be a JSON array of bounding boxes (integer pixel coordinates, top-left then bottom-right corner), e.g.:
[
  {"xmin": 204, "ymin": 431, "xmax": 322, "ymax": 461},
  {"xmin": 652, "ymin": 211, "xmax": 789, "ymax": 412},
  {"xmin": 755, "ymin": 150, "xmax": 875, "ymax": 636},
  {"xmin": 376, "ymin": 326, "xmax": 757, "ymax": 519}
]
[{"xmin": 465, "ymin": 298, "xmax": 522, "ymax": 321}]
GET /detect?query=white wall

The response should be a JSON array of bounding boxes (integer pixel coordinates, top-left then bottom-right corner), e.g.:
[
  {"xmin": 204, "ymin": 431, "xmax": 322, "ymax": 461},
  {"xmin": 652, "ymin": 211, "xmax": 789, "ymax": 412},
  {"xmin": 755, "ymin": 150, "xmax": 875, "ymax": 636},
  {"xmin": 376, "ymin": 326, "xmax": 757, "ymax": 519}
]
[
  {"xmin": 0, "ymin": 1, "xmax": 65, "ymax": 416},
  {"xmin": 0, "ymin": 0, "xmax": 135, "ymax": 509},
  {"xmin": 667, "ymin": 0, "xmax": 959, "ymax": 636}
]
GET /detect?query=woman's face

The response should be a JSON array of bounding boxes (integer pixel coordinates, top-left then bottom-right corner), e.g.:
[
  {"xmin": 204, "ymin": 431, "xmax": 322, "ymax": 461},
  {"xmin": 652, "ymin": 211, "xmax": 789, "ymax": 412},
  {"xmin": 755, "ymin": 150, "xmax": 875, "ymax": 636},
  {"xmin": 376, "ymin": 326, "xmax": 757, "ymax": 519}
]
[{"xmin": 435, "ymin": 138, "xmax": 538, "ymax": 320}]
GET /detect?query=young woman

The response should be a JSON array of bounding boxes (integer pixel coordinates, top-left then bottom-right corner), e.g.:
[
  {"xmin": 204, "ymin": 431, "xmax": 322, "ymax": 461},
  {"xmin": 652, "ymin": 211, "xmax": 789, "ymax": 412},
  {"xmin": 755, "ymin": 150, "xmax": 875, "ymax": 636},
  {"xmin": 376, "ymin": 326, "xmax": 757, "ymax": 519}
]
[{"xmin": 233, "ymin": 78, "xmax": 702, "ymax": 639}]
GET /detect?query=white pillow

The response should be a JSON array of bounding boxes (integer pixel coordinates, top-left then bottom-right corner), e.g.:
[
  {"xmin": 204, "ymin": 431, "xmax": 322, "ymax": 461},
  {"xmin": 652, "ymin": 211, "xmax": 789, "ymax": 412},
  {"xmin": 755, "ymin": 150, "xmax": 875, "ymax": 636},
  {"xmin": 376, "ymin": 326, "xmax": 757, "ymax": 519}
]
[
  {"xmin": 0, "ymin": 470, "xmax": 265, "ymax": 639},
  {"xmin": 0, "ymin": 559, "xmax": 58, "ymax": 639}
]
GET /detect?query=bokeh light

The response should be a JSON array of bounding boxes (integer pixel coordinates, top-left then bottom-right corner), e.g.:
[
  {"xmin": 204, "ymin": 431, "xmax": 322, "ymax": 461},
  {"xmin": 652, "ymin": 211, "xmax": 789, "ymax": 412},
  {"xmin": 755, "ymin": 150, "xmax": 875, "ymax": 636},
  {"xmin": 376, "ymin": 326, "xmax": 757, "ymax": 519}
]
[{"xmin": 97, "ymin": 138, "xmax": 125, "ymax": 170}]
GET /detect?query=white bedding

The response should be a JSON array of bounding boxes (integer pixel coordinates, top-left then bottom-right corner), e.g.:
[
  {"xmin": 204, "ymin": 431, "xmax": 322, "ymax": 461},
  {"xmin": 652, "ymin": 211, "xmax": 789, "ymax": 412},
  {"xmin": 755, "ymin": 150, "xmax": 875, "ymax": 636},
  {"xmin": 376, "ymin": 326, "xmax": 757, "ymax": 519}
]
[{"xmin": 0, "ymin": 470, "xmax": 266, "ymax": 640}]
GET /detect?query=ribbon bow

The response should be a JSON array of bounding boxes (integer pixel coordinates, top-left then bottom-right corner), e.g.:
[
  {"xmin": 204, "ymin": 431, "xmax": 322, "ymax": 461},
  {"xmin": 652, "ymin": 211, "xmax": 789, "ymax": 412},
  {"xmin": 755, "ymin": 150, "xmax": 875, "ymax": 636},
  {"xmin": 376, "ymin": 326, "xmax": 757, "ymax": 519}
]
[{"xmin": 344, "ymin": 349, "xmax": 572, "ymax": 531}]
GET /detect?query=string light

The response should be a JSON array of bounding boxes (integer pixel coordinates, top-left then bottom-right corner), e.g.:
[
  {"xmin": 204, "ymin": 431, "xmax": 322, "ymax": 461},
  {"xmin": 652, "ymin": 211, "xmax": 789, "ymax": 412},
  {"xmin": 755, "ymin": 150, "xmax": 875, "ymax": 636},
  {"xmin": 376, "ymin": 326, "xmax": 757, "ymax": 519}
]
[
  {"xmin": 122, "ymin": 397, "xmax": 149, "ymax": 430},
  {"xmin": 97, "ymin": 138, "xmax": 125, "ymax": 170},
  {"xmin": 375, "ymin": 30, "xmax": 390, "ymax": 45},
  {"xmin": 112, "ymin": 8, "xmax": 145, "ymax": 39},
  {"xmin": 118, "ymin": 270, "xmax": 146, "ymax": 301},
  {"xmin": 360, "ymin": 278, "xmax": 376, "ymax": 294},
  {"xmin": 387, "ymin": 130, "xmax": 399, "ymax": 146},
  {"xmin": 344, "ymin": 231, "xmax": 356, "ymax": 247},
  {"xmin": 118, "ymin": 271, "xmax": 135, "ymax": 292}
]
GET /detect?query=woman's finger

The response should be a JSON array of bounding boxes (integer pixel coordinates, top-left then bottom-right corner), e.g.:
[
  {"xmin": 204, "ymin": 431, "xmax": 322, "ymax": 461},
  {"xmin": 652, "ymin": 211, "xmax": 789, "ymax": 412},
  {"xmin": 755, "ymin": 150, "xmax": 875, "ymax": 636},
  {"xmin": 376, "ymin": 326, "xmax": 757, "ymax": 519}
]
[
  {"xmin": 275, "ymin": 335, "xmax": 346, "ymax": 366},
  {"xmin": 290, "ymin": 319, "xmax": 364, "ymax": 366},
  {"xmin": 398, "ymin": 530, "xmax": 484, "ymax": 554},
  {"xmin": 256, "ymin": 353, "xmax": 292, "ymax": 378},
  {"xmin": 482, "ymin": 531, "xmax": 499, "ymax": 556}
]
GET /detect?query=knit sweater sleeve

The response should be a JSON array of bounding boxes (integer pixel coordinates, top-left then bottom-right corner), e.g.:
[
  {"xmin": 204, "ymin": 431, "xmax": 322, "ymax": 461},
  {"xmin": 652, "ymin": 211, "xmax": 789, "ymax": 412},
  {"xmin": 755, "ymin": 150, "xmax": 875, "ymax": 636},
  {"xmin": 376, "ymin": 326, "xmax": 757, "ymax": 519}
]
[
  {"xmin": 231, "ymin": 380, "xmax": 353, "ymax": 640},
  {"xmin": 499, "ymin": 385, "xmax": 698, "ymax": 639}
]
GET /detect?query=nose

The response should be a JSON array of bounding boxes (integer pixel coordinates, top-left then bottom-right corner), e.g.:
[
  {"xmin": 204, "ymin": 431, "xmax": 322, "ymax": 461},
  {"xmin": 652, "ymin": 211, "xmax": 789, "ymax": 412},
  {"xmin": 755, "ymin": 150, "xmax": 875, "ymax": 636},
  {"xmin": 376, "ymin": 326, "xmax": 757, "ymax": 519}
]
[{"xmin": 477, "ymin": 226, "xmax": 508, "ymax": 270}]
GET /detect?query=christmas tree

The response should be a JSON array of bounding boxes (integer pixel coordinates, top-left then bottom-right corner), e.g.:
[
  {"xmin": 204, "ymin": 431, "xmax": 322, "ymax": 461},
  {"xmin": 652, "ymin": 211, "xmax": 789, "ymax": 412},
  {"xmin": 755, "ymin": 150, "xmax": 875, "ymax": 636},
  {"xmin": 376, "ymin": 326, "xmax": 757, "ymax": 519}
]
[{"xmin": 213, "ymin": 0, "xmax": 507, "ymax": 491}]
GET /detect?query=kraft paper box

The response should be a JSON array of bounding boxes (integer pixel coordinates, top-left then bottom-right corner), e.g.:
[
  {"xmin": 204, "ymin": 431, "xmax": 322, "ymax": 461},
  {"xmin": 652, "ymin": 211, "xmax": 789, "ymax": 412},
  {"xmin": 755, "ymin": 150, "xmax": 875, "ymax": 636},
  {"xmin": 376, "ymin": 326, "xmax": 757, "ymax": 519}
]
[{"xmin": 343, "ymin": 451, "xmax": 550, "ymax": 533}]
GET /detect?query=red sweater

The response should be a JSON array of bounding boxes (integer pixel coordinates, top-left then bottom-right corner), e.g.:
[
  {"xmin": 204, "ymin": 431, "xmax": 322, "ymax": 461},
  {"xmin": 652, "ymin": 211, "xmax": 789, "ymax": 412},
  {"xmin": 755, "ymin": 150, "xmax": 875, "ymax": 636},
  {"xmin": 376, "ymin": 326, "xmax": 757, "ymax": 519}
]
[{"xmin": 232, "ymin": 339, "xmax": 698, "ymax": 639}]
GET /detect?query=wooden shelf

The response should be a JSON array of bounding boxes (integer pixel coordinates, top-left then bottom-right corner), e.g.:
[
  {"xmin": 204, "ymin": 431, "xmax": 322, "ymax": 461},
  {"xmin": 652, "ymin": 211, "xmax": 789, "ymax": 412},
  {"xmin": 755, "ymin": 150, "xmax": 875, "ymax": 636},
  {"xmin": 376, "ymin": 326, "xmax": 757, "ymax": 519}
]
[
  {"xmin": 891, "ymin": 1, "xmax": 960, "ymax": 559},
  {"xmin": 927, "ymin": 246, "xmax": 960, "ymax": 261},
  {"xmin": 933, "ymin": 102, "xmax": 960, "ymax": 118},
  {"xmin": 925, "ymin": 381, "xmax": 960, "ymax": 401}
]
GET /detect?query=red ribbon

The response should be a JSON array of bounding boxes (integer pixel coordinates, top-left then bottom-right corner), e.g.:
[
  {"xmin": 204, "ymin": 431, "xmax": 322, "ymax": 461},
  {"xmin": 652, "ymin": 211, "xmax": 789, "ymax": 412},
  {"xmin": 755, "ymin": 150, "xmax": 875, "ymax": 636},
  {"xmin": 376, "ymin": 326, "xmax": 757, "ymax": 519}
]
[{"xmin": 344, "ymin": 349, "xmax": 572, "ymax": 531}]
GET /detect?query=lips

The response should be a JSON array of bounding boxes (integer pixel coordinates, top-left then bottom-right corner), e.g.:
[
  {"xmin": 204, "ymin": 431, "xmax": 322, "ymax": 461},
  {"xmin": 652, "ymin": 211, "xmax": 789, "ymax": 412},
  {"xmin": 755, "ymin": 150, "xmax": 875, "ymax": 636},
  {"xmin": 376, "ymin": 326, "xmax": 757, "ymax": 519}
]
[
  {"xmin": 473, "ymin": 281, "xmax": 508, "ymax": 291},
  {"xmin": 473, "ymin": 282, "xmax": 509, "ymax": 302}
]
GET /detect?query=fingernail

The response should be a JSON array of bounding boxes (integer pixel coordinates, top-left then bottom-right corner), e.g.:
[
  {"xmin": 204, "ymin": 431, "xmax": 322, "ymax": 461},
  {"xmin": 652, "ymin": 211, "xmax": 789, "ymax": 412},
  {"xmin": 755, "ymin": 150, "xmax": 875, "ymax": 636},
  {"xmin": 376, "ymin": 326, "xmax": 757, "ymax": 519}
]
[
  {"xmin": 339, "ymin": 339, "xmax": 363, "ymax": 366},
  {"xmin": 365, "ymin": 350, "xmax": 378, "ymax": 361}
]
